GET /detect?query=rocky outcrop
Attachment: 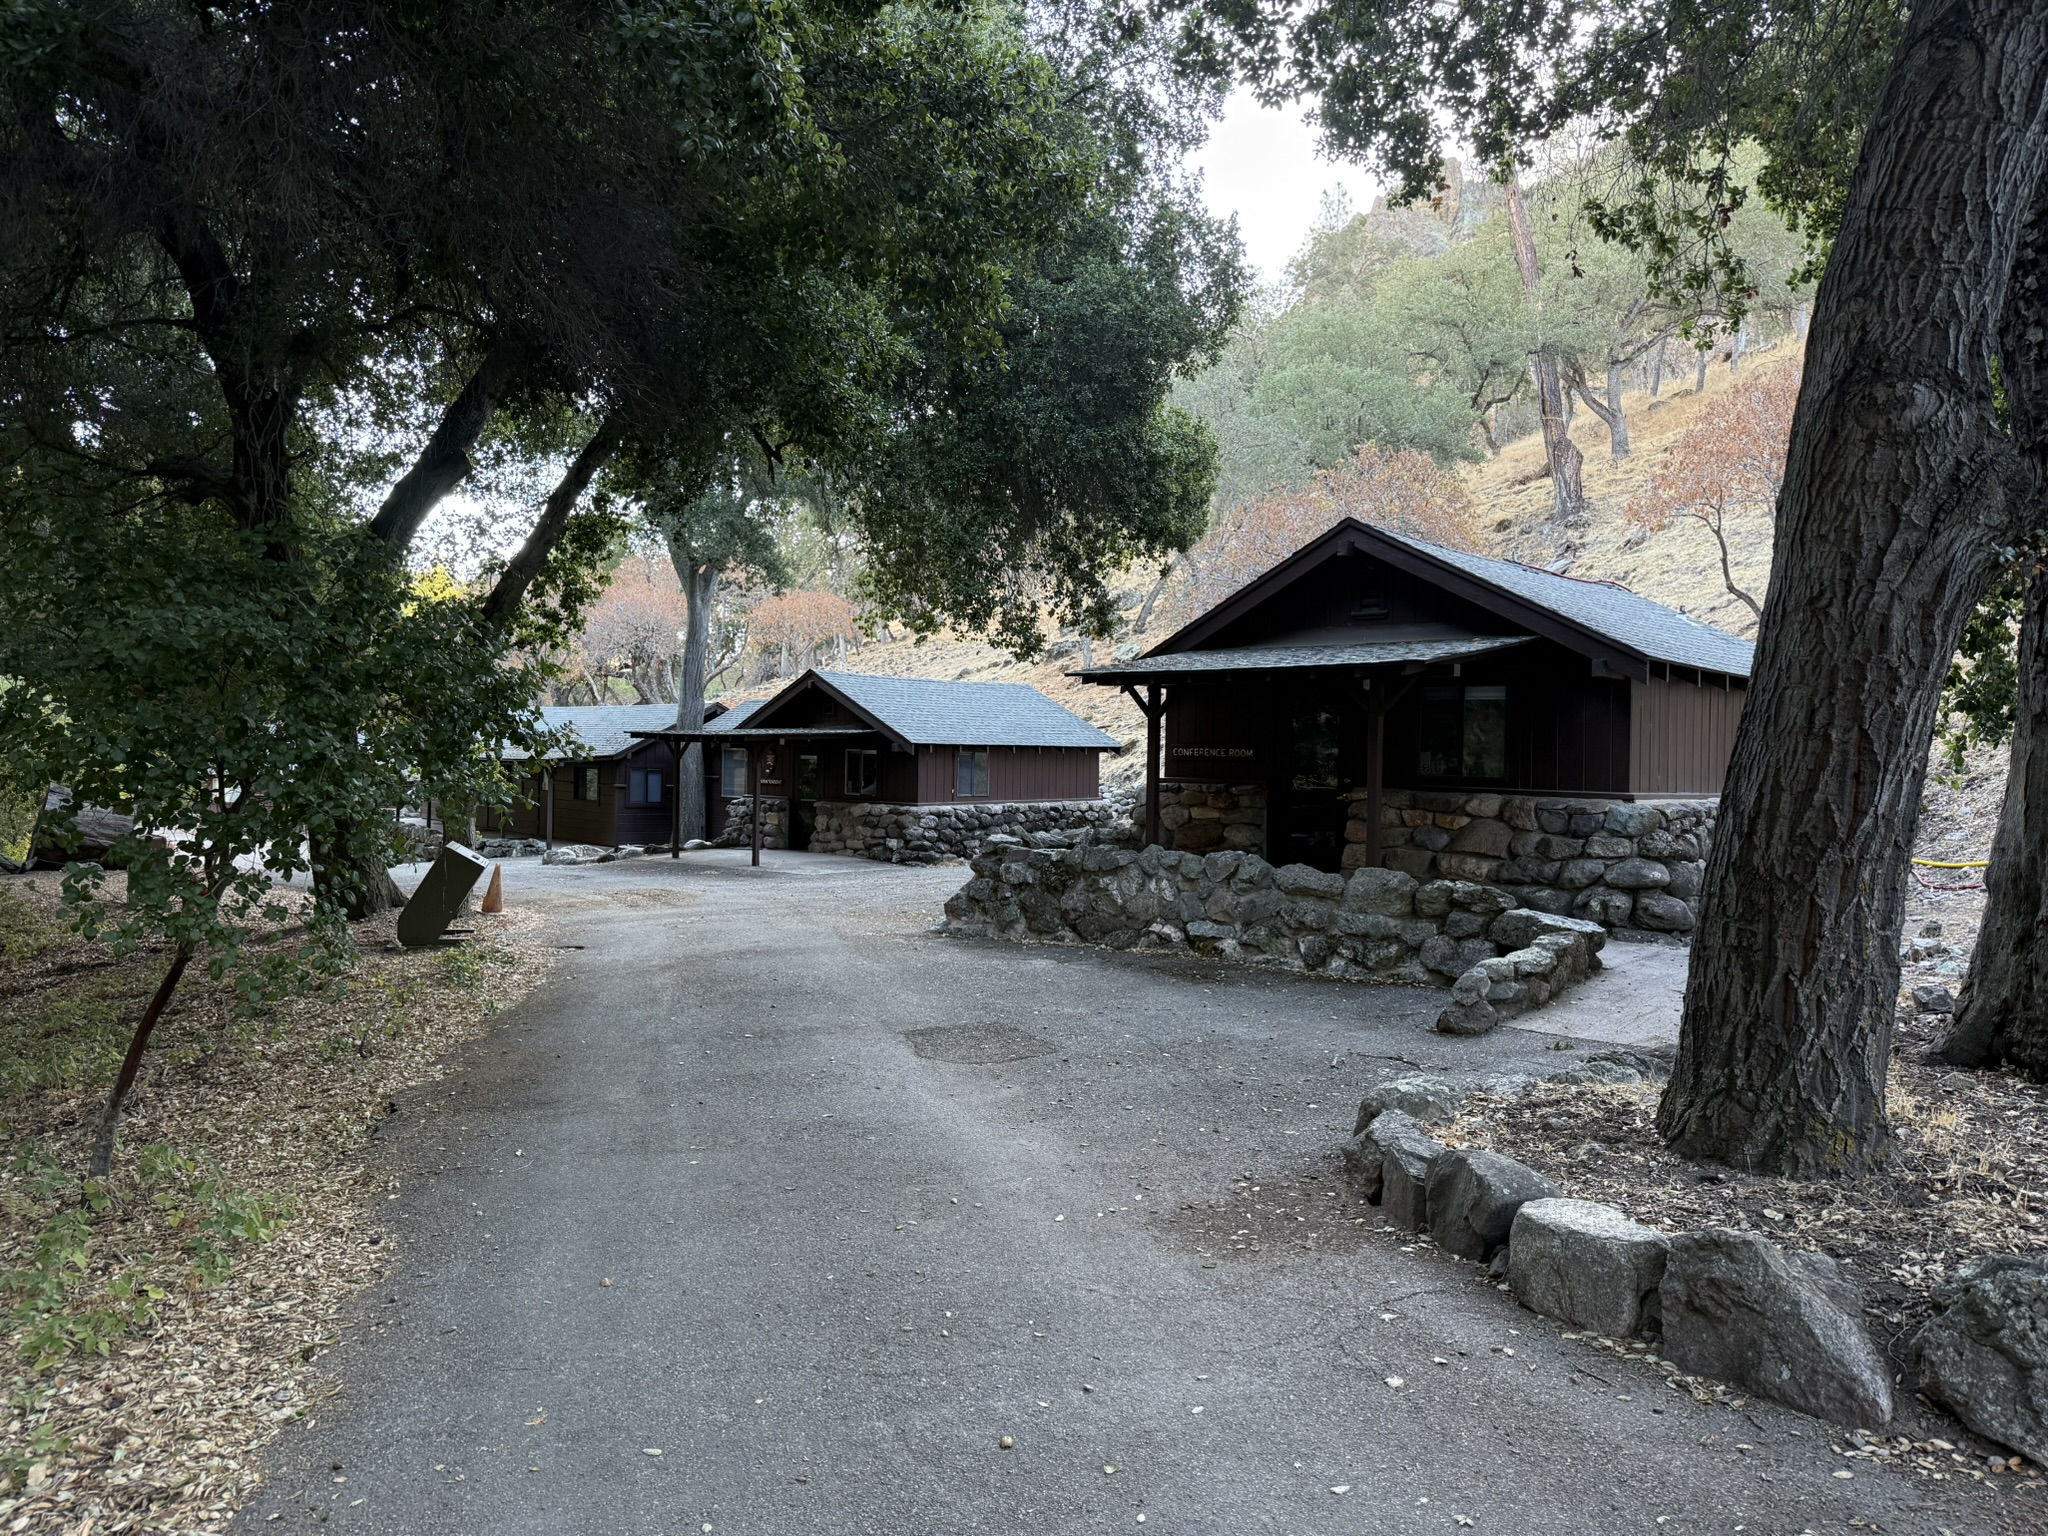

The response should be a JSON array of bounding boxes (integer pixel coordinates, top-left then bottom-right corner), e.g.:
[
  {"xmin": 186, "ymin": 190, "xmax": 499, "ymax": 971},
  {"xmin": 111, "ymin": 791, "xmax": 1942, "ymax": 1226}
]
[
  {"xmin": 1907, "ymin": 1255, "xmax": 2048, "ymax": 1461},
  {"xmin": 811, "ymin": 796, "xmax": 1133, "ymax": 865},
  {"xmin": 944, "ymin": 840, "xmax": 1605, "ymax": 1026},
  {"xmin": 1661, "ymin": 1229, "xmax": 1893, "ymax": 1427},
  {"xmin": 1426, "ymin": 1149, "xmax": 1561, "ymax": 1262},
  {"xmin": 1508, "ymin": 1199, "xmax": 1670, "ymax": 1339}
]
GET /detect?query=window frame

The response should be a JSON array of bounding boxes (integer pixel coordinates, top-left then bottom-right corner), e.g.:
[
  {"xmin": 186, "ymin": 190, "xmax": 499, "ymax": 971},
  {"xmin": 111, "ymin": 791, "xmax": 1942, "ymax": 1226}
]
[
  {"xmin": 1412, "ymin": 684, "xmax": 1509, "ymax": 784},
  {"xmin": 572, "ymin": 764, "xmax": 601, "ymax": 802},
  {"xmin": 627, "ymin": 766, "xmax": 665, "ymax": 806},
  {"xmin": 955, "ymin": 747, "xmax": 991, "ymax": 798},
  {"xmin": 844, "ymin": 748, "xmax": 879, "ymax": 797},
  {"xmin": 719, "ymin": 746, "xmax": 750, "ymax": 798}
]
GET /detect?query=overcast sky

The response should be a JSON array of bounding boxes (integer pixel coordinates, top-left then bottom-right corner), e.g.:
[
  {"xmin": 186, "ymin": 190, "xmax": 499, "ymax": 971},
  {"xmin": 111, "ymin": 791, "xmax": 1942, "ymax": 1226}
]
[{"xmin": 1186, "ymin": 90, "xmax": 1384, "ymax": 287}]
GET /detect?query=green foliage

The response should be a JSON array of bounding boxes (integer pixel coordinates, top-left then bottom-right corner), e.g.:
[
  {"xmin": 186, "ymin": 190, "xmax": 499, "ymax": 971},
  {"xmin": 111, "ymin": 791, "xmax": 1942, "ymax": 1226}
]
[
  {"xmin": 0, "ymin": 760, "xmax": 34, "ymax": 869},
  {"xmin": 1, "ymin": 1145, "xmax": 284, "ymax": 1374},
  {"xmin": 1941, "ymin": 562, "xmax": 2027, "ymax": 770}
]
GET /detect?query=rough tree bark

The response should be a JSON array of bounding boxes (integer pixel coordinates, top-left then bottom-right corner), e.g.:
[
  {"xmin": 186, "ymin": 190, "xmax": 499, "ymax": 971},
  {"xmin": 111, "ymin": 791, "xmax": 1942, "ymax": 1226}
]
[
  {"xmin": 1657, "ymin": 0, "xmax": 2048, "ymax": 1177},
  {"xmin": 1937, "ymin": 170, "xmax": 2048, "ymax": 1072},
  {"xmin": 666, "ymin": 555, "xmax": 718, "ymax": 842},
  {"xmin": 1939, "ymin": 560, "xmax": 2048, "ymax": 1071},
  {"xmin": 1570, "ymin": 363, "xmax": 1631, "ymax": 460},
  {"xmin": 1504, "ymin": 179, "xmax": 1586, "ymax": 521}
]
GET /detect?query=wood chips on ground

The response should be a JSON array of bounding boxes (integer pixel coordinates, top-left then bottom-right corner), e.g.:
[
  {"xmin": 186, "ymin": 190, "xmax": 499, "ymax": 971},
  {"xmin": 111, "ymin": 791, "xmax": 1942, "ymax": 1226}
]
[{"xmin": 0, "ymin": 871, "xmax": 550, "ymax": 1534}]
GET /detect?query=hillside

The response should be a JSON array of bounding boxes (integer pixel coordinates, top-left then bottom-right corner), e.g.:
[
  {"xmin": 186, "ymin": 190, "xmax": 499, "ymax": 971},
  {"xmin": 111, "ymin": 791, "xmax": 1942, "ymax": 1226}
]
[{"xmin": 707, "ymin": 345, "xmax": 1796, "ymax": 791}]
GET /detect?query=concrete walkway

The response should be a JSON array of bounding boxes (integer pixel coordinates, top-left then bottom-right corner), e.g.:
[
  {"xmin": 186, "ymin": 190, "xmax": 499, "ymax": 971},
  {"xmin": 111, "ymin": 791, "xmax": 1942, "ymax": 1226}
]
[
  {"xmin": 1507, "ymin": 937, "xmax": 1689, "ymax": 1050},
  {"xmin": 233, "ymin": 851, "xmax": 1989, "ymax": 1535}
]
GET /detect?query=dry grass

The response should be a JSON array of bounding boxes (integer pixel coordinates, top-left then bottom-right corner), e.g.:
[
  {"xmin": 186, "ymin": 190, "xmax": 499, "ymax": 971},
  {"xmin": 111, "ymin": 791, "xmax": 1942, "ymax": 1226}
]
[
  {"xmin": 0, "ymin": 872, "xmax": 550, "ymax": 1534},
  {"xmin": 1467, "ymin": 345, "xmax": 1795, "ymax": 640}
]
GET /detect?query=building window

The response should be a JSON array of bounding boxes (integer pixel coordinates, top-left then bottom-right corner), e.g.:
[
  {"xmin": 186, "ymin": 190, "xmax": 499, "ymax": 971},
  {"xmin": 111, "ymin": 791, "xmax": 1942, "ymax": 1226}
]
[
  {"xmin": 1416, "ymin": 685, "xmax": 1508, "ymax": 780},
  {"xmin": 720, "ymin": 747, "xmax": 749, "ymax": 797},
  {"xmin": 956, "ymin": 748, "xmax": 990, "ymax": 798},
  {"xmin": 628, "ymin": 768, "xmax": 665, "ymax": 805},
  {"xmin": 572, "ymin": 765, "xmax": 601, "ymax": 802},
  {"xmin": 845, "ymin": 748, "xmax": 879, "ymax": 796}
]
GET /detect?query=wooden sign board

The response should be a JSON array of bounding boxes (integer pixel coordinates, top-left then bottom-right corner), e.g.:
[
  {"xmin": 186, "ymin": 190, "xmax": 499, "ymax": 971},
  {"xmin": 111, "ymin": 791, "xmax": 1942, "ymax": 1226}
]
[
  {"xmin": 395, "ymin": 842, "xmax": 492, "ymax": 948},
  {"xmin": 1166, "ymin": 743, "xmax": 1262, "ymax": 781}
]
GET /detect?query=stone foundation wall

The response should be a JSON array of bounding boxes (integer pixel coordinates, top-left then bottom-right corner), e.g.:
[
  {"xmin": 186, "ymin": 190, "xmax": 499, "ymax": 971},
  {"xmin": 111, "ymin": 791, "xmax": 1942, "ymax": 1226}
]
[
  {"xmin": 710, "ymin": 795, "xmax": 790, "ymax": 850},
  {"xmin": 942, "ymin": 840, "xmax": 1606, "ymax": 1034},
  {"xmin": 810, "ymin": 797, "xmax": 1134, "ymax": 866},
  {"xmin": 1353, "ymin": 790, "xmax": 1715, "ymax": 935},
  {"xmin": 1141, "ymin": 786, "xmax": 1716, "ymax": 935},
  {"xmin": 1150, "ymin": 783, "xmax": 1266, "ymax": 853}
]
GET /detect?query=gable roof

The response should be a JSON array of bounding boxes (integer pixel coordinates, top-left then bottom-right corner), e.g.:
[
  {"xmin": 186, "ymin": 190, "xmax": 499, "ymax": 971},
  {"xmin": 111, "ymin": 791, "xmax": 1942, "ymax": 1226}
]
[
  {"xmin": 701, "ymin": 698, "xmax": 767, "ymax": 732},
  {"xmin": 734, "ymin": 669, "xmax": 1117, "ymax": 749},
  {"xmin": 1151, "ymin": 519, "xmax": 1753, "ymax": 679},
  {"xmin": 505, "ymin": 704, "xmax": 677, "ymax": 762}
]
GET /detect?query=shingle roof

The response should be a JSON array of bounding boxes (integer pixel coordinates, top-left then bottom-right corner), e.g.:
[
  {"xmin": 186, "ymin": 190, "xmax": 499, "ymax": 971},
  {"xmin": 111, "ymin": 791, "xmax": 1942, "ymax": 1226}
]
[
  {"xmin": 504, "ymin": 704, "xmax": 678, "ymax": 761},
  {"xmin": 791, "ymin": 670, "xmax": 1117, "ymax": 748},
  {"xmin": 700, "ymin": 698, "xmax": 766, "ymax": 732},
  {"xmin": 1372, "ymin": 527, "xmax": 1755, "ymax": 676},
  {"xmin": 1078, "ymin": 635, "xmax": 1534, "ymax": 680}
]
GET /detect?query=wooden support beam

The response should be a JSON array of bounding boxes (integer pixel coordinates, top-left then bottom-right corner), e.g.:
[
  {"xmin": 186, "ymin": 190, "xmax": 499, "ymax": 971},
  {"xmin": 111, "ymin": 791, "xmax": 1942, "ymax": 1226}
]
[
  {"xmin": 543, "ymin": 768, "xmax": 554, "ymax": 849},
  {"xmin": 1145, "ymin": 683, "xmax": 1162, "ymax": 850},
  {"xmin": 670, "ymin": 740, "xmax": 683, "ymax": 858},
  {"xmin": 750, "ymin": 745, "xmax": 763, "ymax": 867}
]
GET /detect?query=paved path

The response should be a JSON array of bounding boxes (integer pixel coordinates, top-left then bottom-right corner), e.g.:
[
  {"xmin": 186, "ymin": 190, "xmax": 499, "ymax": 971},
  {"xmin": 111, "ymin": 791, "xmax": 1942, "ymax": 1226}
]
[
  {"xmin": 1507, "ymin": 937, "xmax": 1689, "ymax": 1051},
  {"xmin": 237, "ymin": 852, "xmax": 1997, "ymax": 1535}
]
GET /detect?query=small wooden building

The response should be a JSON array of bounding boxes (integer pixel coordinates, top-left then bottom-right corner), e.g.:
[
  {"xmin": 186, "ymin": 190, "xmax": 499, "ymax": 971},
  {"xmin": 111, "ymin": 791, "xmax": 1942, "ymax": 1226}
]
[
  {"xmin": 645, "ymin": 669, "xmax": 1116, "ymax": 855},
  {"xmin": 1079, "ymin": 518, "xmax": 1754, "ymax": 873},
  {"xmin": 492, "ymin": 703, "xmax": 708, "ymax": 848}
]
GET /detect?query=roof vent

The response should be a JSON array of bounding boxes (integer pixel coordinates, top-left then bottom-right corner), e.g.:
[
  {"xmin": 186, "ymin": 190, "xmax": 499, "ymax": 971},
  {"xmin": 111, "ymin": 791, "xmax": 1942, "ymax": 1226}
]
[{"xmin": 1350, "ymin": 590, "xmax": 1389, "ymax": 622}]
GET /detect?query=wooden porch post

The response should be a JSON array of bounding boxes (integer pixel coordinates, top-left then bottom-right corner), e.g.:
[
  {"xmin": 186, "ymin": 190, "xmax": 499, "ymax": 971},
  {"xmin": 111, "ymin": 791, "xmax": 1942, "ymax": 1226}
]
[
  {"xmin": 1145, "ymin": 682, "xmax": 1162, "ymax": 850},
  {"xmin": 670, "ymin": 739, "xmax": 683, "ymax": 857},
  {"xmin": 1365, "ymin": 679, "xmax": 1385, "ymax": 871},
  {"xmin": 750, "ymin": 742, "xmax": 762, "ymax": 867},
  {"xmin": 543, "ymin": 767, "xmax": 555, "ymax": 849}
]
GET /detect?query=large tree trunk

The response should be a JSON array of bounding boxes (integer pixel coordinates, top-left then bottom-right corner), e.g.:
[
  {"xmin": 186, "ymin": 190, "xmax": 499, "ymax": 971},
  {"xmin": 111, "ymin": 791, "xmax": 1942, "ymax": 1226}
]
[
  {"xmin": 1504, "ymin": 179, "xmax": 1586, "ymax": 522},
  {"xmin": 312, "ymin": 824, "xmax": 406, "ymax": 919},
  {"xmin": 1657, "ymin": 0, "xmax": 2048, "ymax": 1178},
  {"xmin": 669, "ymin": 558, "xmax": 717, "ymax": 842},
  {"xmin": 1939, "ymin": 559, "xmax": 2048, "ymax": 1070},
  {"xmin": 1570, "ymin": 368, "xmax": 1631, "ymax": 460}
]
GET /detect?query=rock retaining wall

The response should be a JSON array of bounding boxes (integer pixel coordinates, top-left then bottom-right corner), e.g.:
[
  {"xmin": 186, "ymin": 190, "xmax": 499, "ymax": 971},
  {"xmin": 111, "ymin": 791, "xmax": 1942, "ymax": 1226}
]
[
  {"xmin": 809, "ymin": 797, "xmax": 1133, "ymax": 865},
  {"xmin": 942, "ymin": 840, "xmax": 1605, "ymax": 1034},
  {"xmin": 1142, "ymin": 786, "xmax": 1717, "ymax": 936}
]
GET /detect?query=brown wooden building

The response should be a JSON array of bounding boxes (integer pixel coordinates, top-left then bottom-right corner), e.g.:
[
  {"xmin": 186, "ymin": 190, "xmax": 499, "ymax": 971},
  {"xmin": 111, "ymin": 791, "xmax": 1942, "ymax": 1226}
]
[
  {"xmin": 643, "ymin": 669, "xmax": 1116, "ymax": 856},
  {"xmin": 492, "ymin": 703, "xmax": 716, "ymax": 848},
  {"xmin": 1079, "ymin": 518, "xmax": 1754, "ymax": 872}
]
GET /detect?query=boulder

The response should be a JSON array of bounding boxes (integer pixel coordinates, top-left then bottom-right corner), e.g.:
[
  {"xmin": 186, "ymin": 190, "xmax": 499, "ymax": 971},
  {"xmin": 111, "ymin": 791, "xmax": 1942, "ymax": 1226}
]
[
  {"xmin": 1603, "ymin": 803, "xmax": 1662, "ymax": 838},
  {"xmin": 1661, "ymin": 1229, "xmax": 1893, "ymax": 1426},
  {"xmin": 541, "ymin": 843, "xmax": 607, "ymax": 866},
  {"xmin": 1907, "ymin": 1255, "xmax": 2048, "ymax": 1462},
  {"xmin": 1434, "ymin": 997, "xmax": 1500, "ymax": 1036},
  {"xmin": 1352, "ymin": 1076, "xmax": 1461, "ymax": 1133},
  {"xmin": 1488, "ymin": 908, "xmax": 1606, "ymax": 955},
  {"xmin": 1509, "ymin": 1199, "xmax": 1669, "ymax": 1337},
  {"xmin": 1911, "ymin": 983, "xmax": 1957, "ymax": 1015},
  {"xmin": 1274, "ymin": 862, "xmax": 1345, "ymax": 899},
  {"xmin": 1361, "ymin": 1110, "xmax": 1443, "ymax": 1230},
  {"xmin": 1602, "ymin": 856, "xmax": 1673, "ymax": 890},
  {"xmin": 1632, "ymin": 891, "xmax": 1697, "ymax": 932},
  {"xmin": 1425, "ymin": 1149, "xmax": 1561, "ymax": 1262}
]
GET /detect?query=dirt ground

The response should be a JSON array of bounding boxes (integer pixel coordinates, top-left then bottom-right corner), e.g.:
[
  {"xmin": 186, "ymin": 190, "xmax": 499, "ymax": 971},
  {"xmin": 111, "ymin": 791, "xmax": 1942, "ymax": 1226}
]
[{"xmin": 0, "ymin": 872, "xmax": 550, "ymax": 1534}]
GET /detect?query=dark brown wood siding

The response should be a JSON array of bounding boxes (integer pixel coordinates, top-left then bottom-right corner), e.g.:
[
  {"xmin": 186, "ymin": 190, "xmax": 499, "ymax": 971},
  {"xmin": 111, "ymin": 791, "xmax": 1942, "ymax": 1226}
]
[{"xmin": 1629, "ymin": 675, "xmax": 1746, "ymax": 795}]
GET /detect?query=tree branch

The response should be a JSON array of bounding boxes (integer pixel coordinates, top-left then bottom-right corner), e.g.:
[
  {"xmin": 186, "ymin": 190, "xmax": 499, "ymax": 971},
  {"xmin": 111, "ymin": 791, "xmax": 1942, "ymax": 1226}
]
[
  {"xmin": 368, "ymin": 340, "xmax": 526, "ymax": 551},
  {"xmin": 481, "ymin": 413, "xmax": 626, "ymax": 631}
]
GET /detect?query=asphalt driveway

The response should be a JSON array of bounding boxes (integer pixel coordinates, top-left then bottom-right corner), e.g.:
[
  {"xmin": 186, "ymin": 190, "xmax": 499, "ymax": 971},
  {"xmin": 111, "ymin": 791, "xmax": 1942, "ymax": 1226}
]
[{"xmin": 233, "ymin": 851, "xmax": 2004, "ymax": 1535}]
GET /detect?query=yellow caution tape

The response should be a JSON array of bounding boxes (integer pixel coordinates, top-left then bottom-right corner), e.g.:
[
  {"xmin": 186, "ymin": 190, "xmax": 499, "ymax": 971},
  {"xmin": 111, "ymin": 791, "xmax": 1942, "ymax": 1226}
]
[{"xmin": 1913, "ymin": 858, "xmax": 1990, "ymax": 869}]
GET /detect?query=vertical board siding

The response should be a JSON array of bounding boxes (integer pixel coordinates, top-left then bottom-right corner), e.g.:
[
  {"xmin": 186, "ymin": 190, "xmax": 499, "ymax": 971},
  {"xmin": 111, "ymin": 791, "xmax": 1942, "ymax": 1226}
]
[{"xmin": 1629, "ymin": 677, "xmax": 1746, "ymax": 794}]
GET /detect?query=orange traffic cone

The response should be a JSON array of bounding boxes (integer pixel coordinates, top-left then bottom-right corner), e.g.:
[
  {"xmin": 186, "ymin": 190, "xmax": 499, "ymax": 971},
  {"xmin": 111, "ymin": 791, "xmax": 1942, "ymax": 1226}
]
[{"xmin": 480, "ymin": 863, "xmax": 503, "ymax": 914}]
